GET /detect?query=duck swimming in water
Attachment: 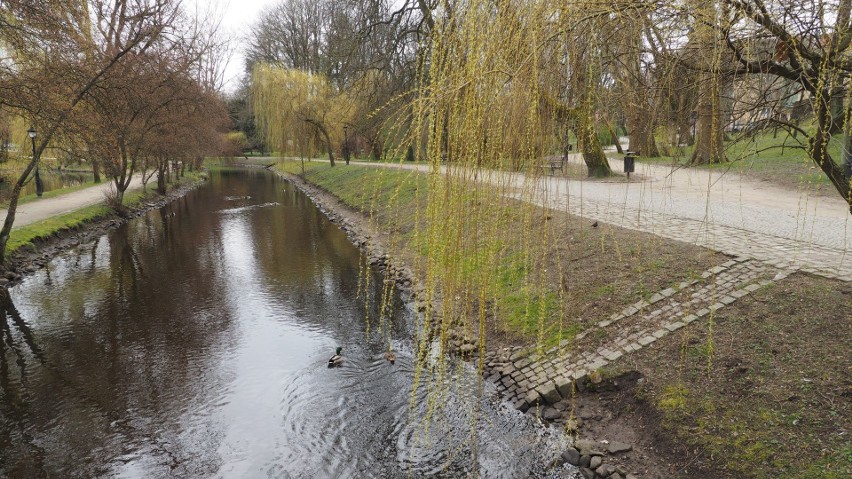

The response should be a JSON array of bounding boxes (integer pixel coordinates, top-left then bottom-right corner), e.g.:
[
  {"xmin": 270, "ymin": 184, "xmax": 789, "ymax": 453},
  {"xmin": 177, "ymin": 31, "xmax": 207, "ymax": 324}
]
[
  {"xmin": 328, "ymin": 347, "xmax": 344, "ymax": 368},
  {"xmin": 384, "ymin": 350, "xmax": 396, "ymax": 365}
]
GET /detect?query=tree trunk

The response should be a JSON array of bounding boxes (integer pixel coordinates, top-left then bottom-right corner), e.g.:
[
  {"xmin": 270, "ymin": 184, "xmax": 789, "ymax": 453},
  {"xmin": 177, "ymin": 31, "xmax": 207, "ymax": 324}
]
[
  {"xmin": 305, "ymin": 119, "xmax": 335, "ymax": 166},
  {"xmin": 92, "ymin": 159, "xmax": 101, "ymax": 183},
  {"xmin": 157, "ymin": 162, "xmax": 167, "ymax": 195},
  {"xmin": 371, "ymin": 137, "xmax": 383, "ymax": 161},
  {"xmin": 577, "ymin": 113, "xmax": 611, "ymax": 177},
  {"xmin": 627, "ymin": 110, "xmax": 659, "ymax": 157},
  {"xmin": 689, "ymin": 0, "xmax": 726, "ymax": 165},
  {"xmin": 607, "ymin": 123, "xmax": 624, "ymax": 154},
  {"xmin": 0, "ymin": 143, "xmax": 43, "ymax": 264},
  {"xmin": 812, "ymin": 99, "xmax": 852, "ymax": 212},
  {"xmin": 690, "ymin": 70, "xmax": 726, "ymax": 165}
]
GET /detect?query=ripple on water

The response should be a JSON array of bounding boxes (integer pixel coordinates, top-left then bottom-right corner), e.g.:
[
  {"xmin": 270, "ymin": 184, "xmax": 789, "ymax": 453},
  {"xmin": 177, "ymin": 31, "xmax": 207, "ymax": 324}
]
[
  {"xmin": 261, "ymin": 349, "xmax": 567, "ymax": 478},
  {"xmin": 217, "ymin": 202, "xmax": 280, "ymax": 214}
]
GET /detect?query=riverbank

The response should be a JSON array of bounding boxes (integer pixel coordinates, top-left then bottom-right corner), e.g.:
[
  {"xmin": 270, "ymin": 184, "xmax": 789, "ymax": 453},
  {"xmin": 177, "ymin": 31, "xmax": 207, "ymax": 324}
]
[
  {"xmin": 273, "ymin": 160, "xmax": 850, "ymax": 479},
  {"xmin": 0, "ymin": 172, "xmax": 207, "ymax": 286}
]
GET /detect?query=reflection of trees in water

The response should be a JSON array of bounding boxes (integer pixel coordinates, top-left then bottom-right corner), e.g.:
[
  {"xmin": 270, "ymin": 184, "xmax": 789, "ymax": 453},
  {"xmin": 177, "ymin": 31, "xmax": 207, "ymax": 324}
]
[
  {"xmin": 0, "ymin": 288, "xmax": 46, "ymax": 473},
  {"xmin": 0, "ymin": 170, "xmax": 411, "ymax": 475}
]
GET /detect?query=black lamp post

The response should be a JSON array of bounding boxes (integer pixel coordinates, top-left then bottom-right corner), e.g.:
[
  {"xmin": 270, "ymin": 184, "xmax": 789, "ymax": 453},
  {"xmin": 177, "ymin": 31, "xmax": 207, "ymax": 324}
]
[
  {"xmin": 28, "ymin": 127, "xmax": 43, "ymax": 197},
  {"xmin": 343, "ymin": 125, "xmax": 350, "ymax": 165}
]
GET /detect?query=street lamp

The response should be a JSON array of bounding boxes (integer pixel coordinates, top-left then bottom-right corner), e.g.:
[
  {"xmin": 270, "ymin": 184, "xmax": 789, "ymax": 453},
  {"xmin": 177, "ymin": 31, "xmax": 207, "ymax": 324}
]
[
  {"xmin": 343, "ymin": 125, "xmax": 350, "ymax": 165},
  {"xmin": 28, "ymin": 127, "xmax": 43, "ymax": 197}
]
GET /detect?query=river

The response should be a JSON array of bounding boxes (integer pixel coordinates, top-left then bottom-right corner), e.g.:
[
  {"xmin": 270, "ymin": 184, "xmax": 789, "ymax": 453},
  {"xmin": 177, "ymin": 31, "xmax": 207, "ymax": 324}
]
[{"xmin": 0, "ymin": 168, "xmax": 572, "ymax": 478}]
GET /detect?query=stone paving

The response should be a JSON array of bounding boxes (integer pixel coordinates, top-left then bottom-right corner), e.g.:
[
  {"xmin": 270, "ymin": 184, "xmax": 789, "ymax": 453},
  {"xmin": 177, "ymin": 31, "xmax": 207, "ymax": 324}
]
[{"xmin": 483, "ymin": 257, "xmax": 787, "ymax": 413}]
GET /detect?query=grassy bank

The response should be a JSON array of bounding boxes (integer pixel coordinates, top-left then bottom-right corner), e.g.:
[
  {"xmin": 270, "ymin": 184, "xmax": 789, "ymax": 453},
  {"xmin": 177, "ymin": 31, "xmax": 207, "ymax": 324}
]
[
  {"xmin": 6, "ymin": 171, "xmax": 205, "ymax": 256},
  {"xmin": 276, "ymin": 159, "xmax": 849, "ymax": 477}
]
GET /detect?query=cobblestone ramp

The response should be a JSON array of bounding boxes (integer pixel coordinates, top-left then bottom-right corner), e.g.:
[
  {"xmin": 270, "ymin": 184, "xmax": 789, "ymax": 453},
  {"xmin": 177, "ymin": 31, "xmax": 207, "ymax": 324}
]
[{"xmin": 483, "ymin": 258, "xmax": 786, "ymax": 413}]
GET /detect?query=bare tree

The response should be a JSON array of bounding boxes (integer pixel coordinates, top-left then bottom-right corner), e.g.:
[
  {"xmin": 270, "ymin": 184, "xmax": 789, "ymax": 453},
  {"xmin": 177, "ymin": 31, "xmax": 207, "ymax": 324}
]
[{"xmin": 0, "ymin": 0, "xmax": 178, "ymax": 264}]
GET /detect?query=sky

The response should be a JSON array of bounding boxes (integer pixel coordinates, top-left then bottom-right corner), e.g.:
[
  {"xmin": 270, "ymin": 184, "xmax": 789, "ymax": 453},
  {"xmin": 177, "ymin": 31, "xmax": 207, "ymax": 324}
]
[{"xmin": 186, "ymin": 0, "xmax": 277, "ymax": 93}]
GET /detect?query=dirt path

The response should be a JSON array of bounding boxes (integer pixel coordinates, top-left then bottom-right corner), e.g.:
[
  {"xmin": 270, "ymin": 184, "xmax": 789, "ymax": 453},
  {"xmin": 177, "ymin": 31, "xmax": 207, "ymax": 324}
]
[{"xmin": 3, "ymin": 177, "xmax": 143, "ymax": 229}]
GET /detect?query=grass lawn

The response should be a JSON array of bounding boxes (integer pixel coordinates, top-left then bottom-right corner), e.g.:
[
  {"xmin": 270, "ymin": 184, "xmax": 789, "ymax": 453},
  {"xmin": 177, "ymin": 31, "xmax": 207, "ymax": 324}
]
[{"xmin": 632, "ymin": 128, "xmax": 844, "ymax": 196}]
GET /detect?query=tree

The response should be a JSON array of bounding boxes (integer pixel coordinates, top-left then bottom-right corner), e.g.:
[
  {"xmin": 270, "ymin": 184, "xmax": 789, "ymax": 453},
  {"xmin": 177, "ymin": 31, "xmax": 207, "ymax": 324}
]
[
  {"xmin": 0, "ymin": 0, "xmax": 179, "ymax": 264},
  {"xmin": 708, "ymin": 0, "xmax": 852, "ymax": 209},
  {"xmin": 253, "ymin": 65, "xmax": 351, "ymax": 166}
]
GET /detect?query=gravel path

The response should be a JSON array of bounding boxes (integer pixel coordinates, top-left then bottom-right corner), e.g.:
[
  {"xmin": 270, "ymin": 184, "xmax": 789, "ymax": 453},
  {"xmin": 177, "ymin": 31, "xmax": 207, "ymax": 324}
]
[{"xmin": 2, "ymin": 177, "xmax": 144, "ymax": 229}]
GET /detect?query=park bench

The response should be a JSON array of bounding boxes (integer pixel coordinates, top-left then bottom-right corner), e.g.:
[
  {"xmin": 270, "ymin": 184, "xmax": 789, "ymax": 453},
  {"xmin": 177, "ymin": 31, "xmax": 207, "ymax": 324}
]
[{"xmin": 541, "ymin": 144, "xmax": 572, "ymax": 176}]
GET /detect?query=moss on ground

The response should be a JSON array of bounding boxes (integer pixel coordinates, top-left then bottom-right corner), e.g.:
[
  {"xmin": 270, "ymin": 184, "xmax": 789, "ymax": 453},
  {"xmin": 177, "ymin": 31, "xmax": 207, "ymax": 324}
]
[{"xmin": 623, "ymin": 275, "xmax": 851, "ymax": 478}]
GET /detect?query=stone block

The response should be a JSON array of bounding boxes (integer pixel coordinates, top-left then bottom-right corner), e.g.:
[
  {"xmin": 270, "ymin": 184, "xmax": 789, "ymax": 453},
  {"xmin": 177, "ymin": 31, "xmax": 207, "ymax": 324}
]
[
  {"xmin": 524, "ymin": 389, "xmax": 541, "ymax": 406},
  {"xmin": 574, "ymin": 439, "xmax": 599, "ymax": 454},
  {"xmin": 652, "ymin": 329, "xmax": 667, "ymax": 339},
  {"xmin": 590, "ymin": 456, "xmax": 602, "ymax": 469},
  {"xmin": 535, "ymin": 381, "xmax": 563, "ymax": 405},
  {"xmin": 660, "ymin": 287, "xmax": 676, "ymax": 297},
  {"xmin": 561, "ymin": 447, "xmax": 580, "ymax": 466},
  {"xmin": 638, "ymin": 335, "xmax": 655, "ymax": 346},
  {"xmin": 664, "ymin": 321, "xmax": 685, "ymax": 332},
  {"xmin": 555, "ymin": 376, "xmax": 572, "ymax": 398},
  {"xmin": 608, "ymin": 441, "xmax": 632, "ymax": 454},
  {"xmin": 720, "ymin": 295, "xmax": 736, "ymax": 305},
  {"xmin": 587, "ymin": 358, "xmax": 608, "ymax": 371},
  {"xmin": 604, "ymin": 350, "xmax": 623, "ymax": 361}
]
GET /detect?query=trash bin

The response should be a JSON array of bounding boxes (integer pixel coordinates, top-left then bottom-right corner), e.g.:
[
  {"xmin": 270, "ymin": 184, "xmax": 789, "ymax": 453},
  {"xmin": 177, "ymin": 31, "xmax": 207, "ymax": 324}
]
[{"xmin": 624, "ymin": 151, "xmax": 636, "ymax": 177}]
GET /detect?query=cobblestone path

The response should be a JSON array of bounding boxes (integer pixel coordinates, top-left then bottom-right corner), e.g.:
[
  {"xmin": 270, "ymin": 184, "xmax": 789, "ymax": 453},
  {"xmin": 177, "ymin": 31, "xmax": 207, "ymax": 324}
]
[{"xmin": 483, "ymin": 257, "xmax": 788, "ymax": 414}]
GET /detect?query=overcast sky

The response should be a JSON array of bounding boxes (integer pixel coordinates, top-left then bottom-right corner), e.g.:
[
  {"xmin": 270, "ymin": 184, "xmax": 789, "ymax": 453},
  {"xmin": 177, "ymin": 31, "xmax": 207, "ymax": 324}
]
[{"xmin": 186, "ymin": 0, "xmax": 277, "ymax": 93}]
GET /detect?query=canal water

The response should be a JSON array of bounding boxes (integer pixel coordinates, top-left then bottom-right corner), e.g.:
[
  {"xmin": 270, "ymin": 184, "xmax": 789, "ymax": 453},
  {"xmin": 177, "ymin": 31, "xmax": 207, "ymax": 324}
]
[{"xmin": 0, "ymin": 168, "xmax": 571, "ymax": 478}]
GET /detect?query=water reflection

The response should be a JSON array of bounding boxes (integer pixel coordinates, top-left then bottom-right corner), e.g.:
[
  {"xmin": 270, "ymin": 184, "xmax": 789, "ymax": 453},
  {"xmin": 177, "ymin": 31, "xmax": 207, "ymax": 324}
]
[{"xmin": 0, "ymin": 169, "xmax": 570, "ymax": 478}]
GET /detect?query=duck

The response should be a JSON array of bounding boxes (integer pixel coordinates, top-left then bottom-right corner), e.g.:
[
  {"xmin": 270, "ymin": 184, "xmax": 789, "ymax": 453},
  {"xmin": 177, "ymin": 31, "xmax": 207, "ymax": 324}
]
[
  {"xmin": 384, "ymin": 350, "xmax": 396, "ymax": 365},
  {"xmin": 328, "ymin": 347, "xmax": 344, "ymax": 368}
]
